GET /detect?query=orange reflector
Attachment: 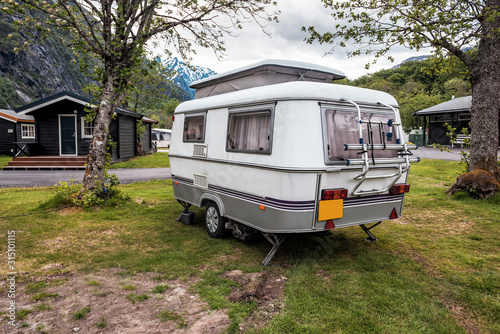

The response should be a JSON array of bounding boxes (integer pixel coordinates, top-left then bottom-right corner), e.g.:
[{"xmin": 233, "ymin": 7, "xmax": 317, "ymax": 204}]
[
  {"xmin": 324, "ymin": 220, "xmax": 336, "ymax": 230},
  {"xmin": 175, "ymin": 181, "xmax": 178, "ymax": 185},
  {"xmin": 389, "ymin": 208, "xmax": 399, "ymax": 219},
  {"xmin": 259, "ymin": 205, "xmax": 266, "ymax": 211}
]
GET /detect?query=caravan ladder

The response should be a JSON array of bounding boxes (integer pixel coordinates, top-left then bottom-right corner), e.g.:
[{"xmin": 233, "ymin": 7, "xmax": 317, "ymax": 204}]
[{"xmin": 341, "ymin": 99, "xmax": 419, "ymax": 196}]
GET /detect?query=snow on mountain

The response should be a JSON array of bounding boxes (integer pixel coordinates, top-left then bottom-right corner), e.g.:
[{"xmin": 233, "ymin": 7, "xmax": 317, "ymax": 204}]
[
  {"xmin": 163, "ymin": 57, "xmax": 217, "ymax": 99},
  {"xmin": 391, "ymin": 55, "xmax": 431, "ymax": 69}
]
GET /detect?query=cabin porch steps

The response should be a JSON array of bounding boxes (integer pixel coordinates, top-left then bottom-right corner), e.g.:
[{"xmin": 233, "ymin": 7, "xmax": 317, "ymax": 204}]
[{"xmin": 3, "ymin": 156, "xmax": 87, "ymax": 170}]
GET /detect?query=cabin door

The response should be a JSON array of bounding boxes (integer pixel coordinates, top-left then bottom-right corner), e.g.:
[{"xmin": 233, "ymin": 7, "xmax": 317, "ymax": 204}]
[{"xmin": 59, "ymin": 115, "xmax": 77, "ymax": 156}]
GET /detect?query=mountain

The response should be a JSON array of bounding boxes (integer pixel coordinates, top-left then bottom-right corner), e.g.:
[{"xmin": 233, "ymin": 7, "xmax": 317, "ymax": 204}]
[
  {"xmin": 0, "ymin": 12, "xmax": 88, "ymax": 109},
  {"xmin": 391, "ymin": 55, "xmax": 431, "ymax": 69},
  {"xmin": 163, "ymin": 57, "xmax": 217, "ymax": 99},
  {"xmin": 0, "ymin": 13, "xmax": 192, "ymax": 109}
]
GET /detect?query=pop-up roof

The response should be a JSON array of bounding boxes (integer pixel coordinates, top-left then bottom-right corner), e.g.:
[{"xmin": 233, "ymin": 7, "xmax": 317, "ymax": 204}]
[{"xmin": 190, "ymin": 59, "xmax": 346, "ymax": 99}]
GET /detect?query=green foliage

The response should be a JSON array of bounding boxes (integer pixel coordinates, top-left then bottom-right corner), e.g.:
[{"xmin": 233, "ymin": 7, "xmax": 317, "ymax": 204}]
[
  {"xmin": 432, "ymin": 123, "xmax": 470, "ymax": 173},
  {"xmin": 16, "ymin": 309, "xmax": 31, "ymax": 321},
  {"xmin": 72, "ymin": 306, "xmax": 91, "ymax": 320},
  {"xmin": 96, "ymin": 318, "xmax": 107, "ymax": 328},
  {"xmin": 339, "ymin": 58, "xmax": 470, "ymax": 132},
  {"xmin": 109, "ymin": 152, "xmax": 170, "ymax": 169},
  {"xmin": 126, "ymin": 293, "xmax": 150, "ymax": 304},
  {"xmin": 47, "ymin": 173, "xmax": 128, "ymax": 208},
  {"xmin": 0, "ymin": 155, "xmax": 12, "ymax": 168},
  {"xmin": 158, "ymin": 309, "xmax": 187, "ymax": 328},
  {"xmin": 32, "ymin": 292, "xmax": 58, "ymax": 301},
  {"xmin": 152, "ymin": 284, "xmax": 169, "ymax": 294}
]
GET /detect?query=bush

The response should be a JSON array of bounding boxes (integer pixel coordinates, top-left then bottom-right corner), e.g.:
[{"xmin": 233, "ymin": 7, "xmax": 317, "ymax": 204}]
[{"xmin": 48, "ymin": 173, "xmax": 128, "ymax": 208}]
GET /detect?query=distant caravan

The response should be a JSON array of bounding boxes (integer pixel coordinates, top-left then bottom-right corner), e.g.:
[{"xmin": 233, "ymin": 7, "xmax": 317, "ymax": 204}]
[{"xmin": 169, "ymin": 60, "xmax": 418, "ymax": 265}]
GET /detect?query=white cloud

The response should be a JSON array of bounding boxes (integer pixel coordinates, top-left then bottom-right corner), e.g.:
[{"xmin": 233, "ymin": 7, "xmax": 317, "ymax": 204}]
[{"xmin": 152, "ymin": 0, "xmax": 431, "ymax": 79}]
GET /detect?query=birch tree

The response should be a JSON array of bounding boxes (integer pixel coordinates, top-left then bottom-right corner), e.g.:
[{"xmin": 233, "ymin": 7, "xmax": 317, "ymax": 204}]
[
  {"xmin": 305, "ymin": 0, "xmax": 500, "ymax": 197},
  {"xmin": 2, "ymin": 0, "xmax": 278, "ymax": 194}
]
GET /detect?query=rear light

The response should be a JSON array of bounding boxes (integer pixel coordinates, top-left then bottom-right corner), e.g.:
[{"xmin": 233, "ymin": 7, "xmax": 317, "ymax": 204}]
[
  {"xmin": 324, "ymin": 220, "xmax": 336, "ymax": 230},
  {"xmin": 321, "ymin": 188, "xmax": 348, "ymax": 200},
  {"xmin": 389, "ymin": 184, "xmax": 410, "ymax": 195},
  {"xmin": 172, "ymin": 116, "xmax": 175, "ymax": 122}
]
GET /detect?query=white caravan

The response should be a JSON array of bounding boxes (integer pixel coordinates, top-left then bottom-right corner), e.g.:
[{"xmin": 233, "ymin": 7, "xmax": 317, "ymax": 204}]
[{"xmin": 169, "ymin": 60, "xmax": 418, "ymax": 265}]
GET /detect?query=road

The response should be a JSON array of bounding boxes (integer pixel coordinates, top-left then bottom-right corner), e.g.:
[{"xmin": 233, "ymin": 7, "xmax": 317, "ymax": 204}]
[{"xmin": 0, "ymin": 168, "xmax": 171, "ymax": 188}]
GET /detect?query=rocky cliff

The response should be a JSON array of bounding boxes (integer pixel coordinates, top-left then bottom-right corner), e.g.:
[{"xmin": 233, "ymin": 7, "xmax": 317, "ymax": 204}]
[
  {"xmin": 0, "ymin": 12, "xmax": 190, "ymax": 110},
  {"xmin": 0, "ymin": 12, "xmax": 88, "ymax": 109}
]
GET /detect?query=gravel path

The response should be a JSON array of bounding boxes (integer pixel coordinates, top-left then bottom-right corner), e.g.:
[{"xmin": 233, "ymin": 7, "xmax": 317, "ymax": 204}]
[{"xmin": 0, "ymin": 168, "xmax": 171, "ymax": 188}]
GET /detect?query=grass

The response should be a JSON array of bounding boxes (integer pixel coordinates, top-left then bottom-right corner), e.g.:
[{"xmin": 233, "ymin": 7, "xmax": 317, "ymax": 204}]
[
  {"xmin": 158, "ymin": 309, "xmax": 187, "ymax": 328},
  {"xmin": 110, "ymin": 152, "xmax": 169, "ymax": 169},
  {"xmin": 152, "ymin": 284, "xmax": 169, "ymax": 294},
  {"xmin": 126, "ymin": 293, "xmax": 150, "ymax": 304},
  {"xmin": 73, "ymin": 306, "xmax": 91, "ymax": 320},
  {"xmin": 0, "ymin": 160, "xmax": 499, "ymax": 333},
  {"xmin": 0, "ymin": 155, "xmax": 11, "ymax": 167}
]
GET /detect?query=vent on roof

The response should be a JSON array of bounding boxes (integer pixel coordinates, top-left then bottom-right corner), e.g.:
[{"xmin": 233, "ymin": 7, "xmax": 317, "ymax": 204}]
[
  {"xmin": 193, "ymin": 144, "xmax": 208, "ymax": 158},
  {"xmin": 194, "ymin": 174, "xmax": 208, "ymax": 189}
]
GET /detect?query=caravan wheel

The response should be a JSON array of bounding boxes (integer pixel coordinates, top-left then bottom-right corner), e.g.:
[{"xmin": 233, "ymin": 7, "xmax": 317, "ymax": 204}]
[{"xmin": 205, "ymin": 202, "xmax": 226, "ymax": 238}]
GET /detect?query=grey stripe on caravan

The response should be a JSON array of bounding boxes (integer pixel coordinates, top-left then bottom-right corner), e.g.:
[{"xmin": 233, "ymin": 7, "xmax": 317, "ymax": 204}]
[{"xmin": 172, "ymin": 175, "xmax": 405, "ymax": 211}]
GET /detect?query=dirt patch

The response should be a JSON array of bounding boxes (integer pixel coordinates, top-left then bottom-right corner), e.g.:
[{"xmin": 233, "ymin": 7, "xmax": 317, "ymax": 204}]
[
  {"xmin": 1, "ymin": 268, "xmax": 287, "ymax": 333},
  {"xmin": 222, "ymin": 269, "xmax": 286, "ymax": 332},
  {"xmin": 0, "ymin": 269, "xmax": 231, "ymax": 333},
  {"xmin": 441, "ymin": 297, "xmax": 482, "ymax": 334}
]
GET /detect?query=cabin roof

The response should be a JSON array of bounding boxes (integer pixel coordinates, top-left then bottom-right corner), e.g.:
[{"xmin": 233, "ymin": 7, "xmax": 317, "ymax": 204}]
[
  {"xmin": 15, "ymin": 91, "xmax": 142, "ymax": 119},
  {"xmin": 413, "ymin": 96, "xmax": 471, "ymax": 116},
  {"xmin": 190, "ymin": 59, "xmax": 346, "ymax": 99},
  {"xmin": 142, "ymin": 116, "xmax": 159, "ymax": 124},
  {"xmin": 0, "ymin": 109, "xmax": 35, "ymax": 123},
  {"xmin": 175, "ymin": 81, "xmax": 398, "ymax": 114}
]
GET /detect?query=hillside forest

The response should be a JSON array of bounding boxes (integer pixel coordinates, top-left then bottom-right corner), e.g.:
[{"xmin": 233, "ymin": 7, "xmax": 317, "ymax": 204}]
[{"xmin": 342, "ymin": 56, "xmax": 471, "ymax": 133}]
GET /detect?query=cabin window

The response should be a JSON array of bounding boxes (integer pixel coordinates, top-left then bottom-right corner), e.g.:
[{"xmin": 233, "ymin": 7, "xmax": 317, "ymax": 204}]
[
  {"xmin": 458, "ymin": 113, "xmax": 471, "ymax": 121},
  {"xmin": 323, "ymin": 109, "xmax": 398, "ymax": 162},
  {"xmin": 21, "ymin": 124, "xmax": 35, "ymax": 139},
  {"xmin": 183, "ymin": 115, "xmax": 205, "ymax": 142},
  {"xmin": 430, "ymin": 114, "xmax": 452, "ymax": 123},
  {"xmin": 81, "ymin": 117, "xmax": 94, "ymax": 138},
  {"xmin": 227, "ymin": 110, "xmax": 272, "ymax": 153}
]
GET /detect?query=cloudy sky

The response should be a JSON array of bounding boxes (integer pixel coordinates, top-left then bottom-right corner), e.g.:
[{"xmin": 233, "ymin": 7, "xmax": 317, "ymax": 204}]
[{"xmin": 157, "ymin": 0, "xmax": 431, "ymax": 79}]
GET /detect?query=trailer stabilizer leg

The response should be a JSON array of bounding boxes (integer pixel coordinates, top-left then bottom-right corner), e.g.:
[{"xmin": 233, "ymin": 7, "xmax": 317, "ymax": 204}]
[
  {"xmin": 360, "ymin": 222, "xmax": 382, "ymax": 242},
  {"xmin": 176, "ymin": 200, "xmax": 195, "ymax": 225},
  {"xmin": 261, "ymin": 233, "xmax": 288, "ymax": 266}
]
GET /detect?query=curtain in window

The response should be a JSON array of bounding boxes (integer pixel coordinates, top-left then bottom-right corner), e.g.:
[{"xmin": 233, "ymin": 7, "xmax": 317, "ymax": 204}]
[
  {"xmin": 325, "ymin": 109, "xmax": 397, "ymax": 161},
  {"xmin": 184, "ymin": 116, "xmax": 204, "ymax": 141},
  {"xmin": 228, "ymin": 111, "xmax": 271, "ymax": 152}
]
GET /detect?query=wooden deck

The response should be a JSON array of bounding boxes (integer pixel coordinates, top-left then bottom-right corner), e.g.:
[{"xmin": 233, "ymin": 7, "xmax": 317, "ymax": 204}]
[{"xmin": 3, "ymin": 156, "xmax": 87, "ymax": 170}]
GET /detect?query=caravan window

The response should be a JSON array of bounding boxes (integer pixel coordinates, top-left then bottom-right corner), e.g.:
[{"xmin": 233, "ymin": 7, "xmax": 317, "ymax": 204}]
[
  {"xmin": 323, "ymin": 109, "xmax": 398, "ymax": 162},
  {"xmin": 183, "ymin": 115, "xmax": 205, "ymax": 142},
  {"xmin": 227, "ymin": 110, "xmax": 272, "ymax": 154}
]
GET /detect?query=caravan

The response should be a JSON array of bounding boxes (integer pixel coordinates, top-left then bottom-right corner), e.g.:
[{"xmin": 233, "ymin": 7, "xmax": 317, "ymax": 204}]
[{"xmin": 169, "ymin": 60, "xmax": 418, "ymax": 265}]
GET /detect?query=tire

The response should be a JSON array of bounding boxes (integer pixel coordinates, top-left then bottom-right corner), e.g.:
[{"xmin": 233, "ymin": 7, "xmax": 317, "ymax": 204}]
[{"xmin": 205, "ymin": 202, "xmax": 226, "ymax": 238}]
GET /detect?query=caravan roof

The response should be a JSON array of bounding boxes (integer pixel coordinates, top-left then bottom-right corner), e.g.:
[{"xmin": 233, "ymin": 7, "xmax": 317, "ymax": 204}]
[
  {"xmin": 175, "ymin": 81, "xmax": 398, "ymax": 114},
  {"xmin": 190, "ymin": 59, "xmax": 346, "ymax": 99}
]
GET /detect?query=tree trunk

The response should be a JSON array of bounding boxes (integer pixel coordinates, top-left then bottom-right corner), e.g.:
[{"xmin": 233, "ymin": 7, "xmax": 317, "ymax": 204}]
[
  {"xmin": 81, "ymin": 80, "xmax": 123, "ymax": 191},
  {"xmin": 468, "ymin": 8, "xmax": 500, "ymax": 183}
]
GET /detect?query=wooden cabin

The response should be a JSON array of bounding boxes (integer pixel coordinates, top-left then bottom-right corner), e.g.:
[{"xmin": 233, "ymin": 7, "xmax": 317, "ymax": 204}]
[
  {"xmin": 0, "ymin": 109, "xmax": 35, "ymax": 156},
  {"xmin": 3, "ymin": 91, "xmax": 154, "ymax": 169}
]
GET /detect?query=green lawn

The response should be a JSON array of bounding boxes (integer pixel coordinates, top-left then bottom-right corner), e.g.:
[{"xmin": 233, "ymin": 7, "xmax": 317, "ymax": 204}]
[
  {"xmin": 0, "ymin": 160, "xmax": 498, "ymax": 333},
  {"xmin": 0, "ymin": 155, "xmax": 12, "ymax": 167},
  {"xmin": 110, "ymin": 152, "xmax": 169, "ymax": 168}
]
